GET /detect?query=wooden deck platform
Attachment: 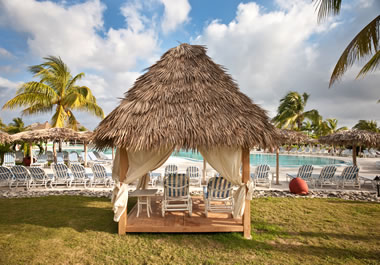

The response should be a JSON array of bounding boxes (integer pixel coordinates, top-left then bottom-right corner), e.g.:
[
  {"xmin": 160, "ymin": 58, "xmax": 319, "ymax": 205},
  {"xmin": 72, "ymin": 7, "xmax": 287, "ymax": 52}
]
[{"xmin": 126, "ymin": 196, "xmax": 243, "ymax": 233}]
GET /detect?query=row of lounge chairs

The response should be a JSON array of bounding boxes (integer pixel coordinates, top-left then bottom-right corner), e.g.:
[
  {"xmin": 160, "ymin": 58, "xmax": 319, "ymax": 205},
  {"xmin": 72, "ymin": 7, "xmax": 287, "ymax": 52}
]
[
  {"xmin": 0, "ymin": 163, "xmax": 112, "ymax": 189},
  {"xmin": 286, "ymin": 165, "xmax": 361, "ymax": 189},
  {"xmin": 2, "ymin": 151, "xmax": 111, "ymax": 167}
]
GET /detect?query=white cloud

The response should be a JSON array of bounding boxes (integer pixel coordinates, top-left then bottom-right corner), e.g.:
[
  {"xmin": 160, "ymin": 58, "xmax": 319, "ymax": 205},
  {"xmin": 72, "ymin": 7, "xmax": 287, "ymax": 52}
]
[
  {"xmin": 160, "ymin": 0, "xmax": 191, "ymax": 33},
  {"xmin": 0, "ymin": 76, "xmax": 20, "ymax": 89},
  {"xmin": 0, "ymin": 47, "xmax": 13, "ymax": 58},
  {"xmin": 195, "ymin": 0, "xmax": 379, "ymax": 127}
]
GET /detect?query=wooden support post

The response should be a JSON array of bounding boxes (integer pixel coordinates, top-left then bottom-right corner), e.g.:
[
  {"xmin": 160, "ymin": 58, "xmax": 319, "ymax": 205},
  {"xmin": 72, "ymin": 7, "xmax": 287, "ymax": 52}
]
[
  {"xmin": 45, "ymin": 141, "xmax": 48, "ymax": 153},
  {"xmin": 276, "ymin": 147, "xmax": 280, "ymax": 185},
  {"xmin": 202, "ymin": 158, "xmax": 206, "ymax": 184},
  {"xmin": 112, "ymin": 147, "xmax": 115, "ymax": 160},
  {"xmin": 29, "ymin": 142, "xmax": 33, "ymax": 166},
  {"xmin": 242, "ymin": 148, "xmax": 251, "ymax": 239},
  {"xmin": 352, "ymin": 142, "xmax": 357, "ymax": 167},
  {"xmin": 118, "ymin": 148, "xmax": 129, "ymax": 235},
  {"xmin": 84, "ymin": 142, "xmax": 88, "ymax": 167}
]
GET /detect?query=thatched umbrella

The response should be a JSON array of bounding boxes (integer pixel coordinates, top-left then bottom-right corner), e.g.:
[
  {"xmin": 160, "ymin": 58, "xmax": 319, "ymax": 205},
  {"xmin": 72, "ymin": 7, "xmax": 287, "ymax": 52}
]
[
  {"xmin": 92, "ymin": 43, "xmax": 280, "ymax": 238},
  {"xmin": 93, "ymin": 44, "xmax": 279, "ymax": 151},
  {"xmin": 274, "ymin": 129, "xmax": 310, "ymax": 185},
  {"xmin": 319, "ymin": 129, "xmax": 380, "ymax": 166},
  {"xmin": 11, "ymin": 128, "xmax": 87, "ymax": 164},
  {"xmin": 0, "ymin": 131, "xmax": 11, "ymax": 144}
]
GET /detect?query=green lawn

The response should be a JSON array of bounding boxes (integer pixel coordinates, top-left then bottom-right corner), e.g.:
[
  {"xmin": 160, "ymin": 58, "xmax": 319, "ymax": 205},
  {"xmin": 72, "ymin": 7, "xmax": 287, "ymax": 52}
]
[{"xmin": 0, "ymin": 196, "xmax": 379, "ymax": 265}]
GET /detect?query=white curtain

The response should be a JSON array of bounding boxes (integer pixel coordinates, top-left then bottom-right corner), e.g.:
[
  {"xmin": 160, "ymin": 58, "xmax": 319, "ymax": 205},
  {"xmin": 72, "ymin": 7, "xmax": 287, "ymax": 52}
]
[
  {"xmin": 111, "ymin": 146, "xmax": 174, "ymax": 222},
  {"xmin": 199, "ymin": 146, "xmax": 253, "ymax": 218}
]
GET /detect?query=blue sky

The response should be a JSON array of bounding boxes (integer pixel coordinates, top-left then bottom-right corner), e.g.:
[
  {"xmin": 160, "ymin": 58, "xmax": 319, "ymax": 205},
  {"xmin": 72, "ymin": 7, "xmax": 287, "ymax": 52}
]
[{"xmin": 0, "ymin": 0, "xmax": 379, "ymax": 130}]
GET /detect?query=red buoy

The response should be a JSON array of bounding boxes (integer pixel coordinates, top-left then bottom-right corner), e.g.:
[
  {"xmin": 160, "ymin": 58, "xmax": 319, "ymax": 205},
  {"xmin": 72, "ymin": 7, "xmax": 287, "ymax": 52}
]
[{"xmin": 289, "ymin": 177, "xmax": 309, "ymax": 195}]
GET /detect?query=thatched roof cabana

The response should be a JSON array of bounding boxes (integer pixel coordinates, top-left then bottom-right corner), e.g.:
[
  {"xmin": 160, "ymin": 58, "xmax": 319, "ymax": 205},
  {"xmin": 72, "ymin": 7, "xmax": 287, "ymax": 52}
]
[
  {"xmin": 93, "ymin": 44, "xmax": 279, "ymax": 151},
  {"xmin": 319, "ymin": 129, "xmax": 380, "ymax": 166},
  {"xmin": 92, "ymin": 43, "xmax": 279, "ymax": 239},
  {"xmin": 0, "ymin": 131, "xmax": 11, "ymax": 144}
]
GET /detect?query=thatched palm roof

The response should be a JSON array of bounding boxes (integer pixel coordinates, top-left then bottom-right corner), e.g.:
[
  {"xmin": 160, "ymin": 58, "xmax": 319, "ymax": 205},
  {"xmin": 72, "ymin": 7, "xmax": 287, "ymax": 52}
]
[
  {"xmin": 277, "ymin": 129, "xmax": 310, "ymax": 145},
  {"xmin": 11, "ymin": 128, "xmax": 87, "ymax": 142},
  {"xmin": 0, "ymin": 131, "xmax": 11, "ymax": 144},
  {"xmin": 93, "ymin": 44, "xmax": 279, "ymax": 151},
  {"xmin": 319, "ymin": 129, "xmax": 380, "ymax": 147}
]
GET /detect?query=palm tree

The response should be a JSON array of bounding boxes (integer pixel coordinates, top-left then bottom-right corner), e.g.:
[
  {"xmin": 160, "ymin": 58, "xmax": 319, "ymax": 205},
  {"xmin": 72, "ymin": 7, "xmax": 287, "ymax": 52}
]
[
  {"xmin": 0, "ymin": 118, "xmax": 6, "ymax": 131},
  {"xmin": 314, "ymin": 0, "xmax": 380, "ymax": 99},
  {"xmin": 319, "ymin": 118, "xmax": 348, "ymax": 135},
  {"xmin": 353, "ymin": 120, "xmax": 379, "ymax": 132},
  {"xmin": 2, "ymin": 56, "xmax": 104, "ymax": 130},
  {"xmin": 6, "ymin": 117, "xmax": 26, "ymax": 134},
  {"xmin": 273, "ymin": 91, "xmax": 320, "ymax": 130}
]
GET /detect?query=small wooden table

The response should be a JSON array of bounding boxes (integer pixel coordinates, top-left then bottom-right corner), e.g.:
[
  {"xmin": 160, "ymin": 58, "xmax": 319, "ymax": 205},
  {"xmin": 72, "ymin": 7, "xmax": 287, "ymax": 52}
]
[{"xmin": 129, "ymin": 189, "xmax": 158, "ymax": 218}]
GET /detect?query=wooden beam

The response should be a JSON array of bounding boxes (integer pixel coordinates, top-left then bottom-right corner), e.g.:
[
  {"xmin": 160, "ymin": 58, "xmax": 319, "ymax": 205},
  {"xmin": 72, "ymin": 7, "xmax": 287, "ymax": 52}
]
[
  {"xmin": 276, "ymin": 147, "xmax": 280, "ymax": 185},
  {"xmin": 52, "ymin": 141, "xmax": 57, "ymax": 163},
  {"xmin": 352, "ymin": 142, "xmax": 357, "ymax": 167},
  {"xmin": 29, "ymin": 142, "xmax": 33, "ymax": 166},
  {"xmin": 242, "ymin": 148, "xmax": 251, "ymax": 239},
  {"xmin": 118, "ymin": 148, "xmax": 129, "ymax": 235},
  {"xmin": 112, "ymin": 147, "xmax": 115, "ymax": 160}
]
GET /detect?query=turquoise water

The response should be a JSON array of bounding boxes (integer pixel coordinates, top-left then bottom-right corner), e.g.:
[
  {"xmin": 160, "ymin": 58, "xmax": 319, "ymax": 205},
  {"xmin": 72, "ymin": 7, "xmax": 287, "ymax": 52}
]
[
  {"xmin": 73, "ymin": 148, "xmax": 349, "ymax": 167},
  {"xmin": 170, "ymin": 150, "xmax": 349, "ymax": 167}
]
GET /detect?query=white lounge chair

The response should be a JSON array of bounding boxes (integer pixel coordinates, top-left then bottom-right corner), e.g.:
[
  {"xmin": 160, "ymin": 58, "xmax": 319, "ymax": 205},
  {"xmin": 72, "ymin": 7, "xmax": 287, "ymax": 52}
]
[
  {"xmin": 10, "ymin": 165, "xmax": 32, "ymax": 189},
  {"xmin": 286, "ymin": 165, "xmax": 314, "ymax": 185},
  {"xmin": 56, "ymin": 152, "xmax": 65, "ymax": 164},
  {"xmin": 15, "ymin": 151, "xmax": 24, "ymax": 163},
  {"xmin": 2, "ymin": 152, "xmax": 15, "ymax": 167},
  {"xmin": 336, "ymin": 166, "xmax": 360, "ymax": 189},
  {"xmin": 0, "ymin": 166, "xmax": 13, "ymax": 187},
  {"xmin": 162, "ymin": 174, "xmax": 192, "ymax": 217},
  {"xmin": 91, "ymin": 163, "xmax": 112, "ymax": 187},
  {"xmin": 31, "ymin": 154, "xmax": 48, "ymax": 168},
  {"xmin": 203, "ymin": 176, "xmax": 234, "ymax": 217},
  {"xmin": 51, "ymin": 163, "xmax": 71, "ymax": 187},
  {"xmin": 313, "ymin": 165, "xmax": 337, "ymax": 188},
  {"xmin": 68, "ymin": 152, "xmax": 81, "ymax": 166},
  {"xmin": 186, "ymin": 166, "xmax": 201, "ymax": 187},
  {"xmin": 251, "ymin": 164, "xmax": 271, "ymax": 188},
  {"xmin": 28, "ymin": 167, "xmax": 52, "ymax": 188},
  {"xmin": 70, "ymin": 164, "xmax": 91, "ymax": 188}
]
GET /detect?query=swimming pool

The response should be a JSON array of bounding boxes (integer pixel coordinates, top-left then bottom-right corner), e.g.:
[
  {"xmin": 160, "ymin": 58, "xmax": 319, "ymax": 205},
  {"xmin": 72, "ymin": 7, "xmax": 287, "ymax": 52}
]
[{"xmin": 171, "ymin": 150, "xmax": 349, "ymax": 167}]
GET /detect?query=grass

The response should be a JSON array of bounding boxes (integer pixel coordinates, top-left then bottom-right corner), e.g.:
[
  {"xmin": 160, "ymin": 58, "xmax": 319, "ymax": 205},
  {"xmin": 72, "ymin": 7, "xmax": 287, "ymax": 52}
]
[{"xmin": 0, "ymin": 196, "xmax": 379, "ymax": 264}]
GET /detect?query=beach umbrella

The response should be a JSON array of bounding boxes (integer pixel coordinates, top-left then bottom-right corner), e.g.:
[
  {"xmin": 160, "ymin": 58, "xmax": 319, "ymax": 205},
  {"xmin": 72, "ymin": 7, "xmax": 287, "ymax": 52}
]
[
  {"xmin": 274, "ymin": 129, "xmax": 311, "ymax": 185},
  {"xmin": 11, "ymin": 128, "xmax": 90, "ymax": 164},
  {"xmin": 319, "ymin": 129, "xmax": 380, "ymax": 166}
]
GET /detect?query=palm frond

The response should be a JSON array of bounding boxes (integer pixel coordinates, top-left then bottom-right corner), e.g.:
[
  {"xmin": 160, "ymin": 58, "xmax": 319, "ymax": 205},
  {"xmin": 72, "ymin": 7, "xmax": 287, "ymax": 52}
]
[
  {"xmin": 330, "ymin": 15, "xmax": 380, "ymax": 87},
  {"xmin": 313, "ymin": 0, "xmax": 342, "ymax": 23},
  {"xmin": 2, "ymin": 93, "xmax": 52, "ymax": 110},
  {"xmin": 66, "ymin": 73, "xmax": 85, "ymax": 91},
  {"xmin": 357, "ymin": 50, "xmax": 380, "ymax": 78},
  {"xmin": 66, "ymin": 110, "xmax": 78, "ymax": 131},
  {"xmin": 21, "ymin": 104, "xmax": 53, "ymax": 116}
]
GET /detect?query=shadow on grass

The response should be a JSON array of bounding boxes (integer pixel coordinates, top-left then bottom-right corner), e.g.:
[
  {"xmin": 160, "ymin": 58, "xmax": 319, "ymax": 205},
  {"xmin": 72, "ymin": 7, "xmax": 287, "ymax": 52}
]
[
  {"xmin": 0, "ymin": 196, "xmax": 136, "ymax": 234},
  {"xmin": 325, "ymin": 199, "xmax": 379, "ymax": 205}
]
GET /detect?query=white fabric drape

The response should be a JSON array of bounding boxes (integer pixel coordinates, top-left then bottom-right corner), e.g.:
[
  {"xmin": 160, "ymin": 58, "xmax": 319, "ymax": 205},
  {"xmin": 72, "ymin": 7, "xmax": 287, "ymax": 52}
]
[
  {"xmin": 111, "ymin": 146, "xmax": 174, "ymax": 222},
  {"xmin": 199, "ymin": 146, "xmax": 253, "ymax": 218}
]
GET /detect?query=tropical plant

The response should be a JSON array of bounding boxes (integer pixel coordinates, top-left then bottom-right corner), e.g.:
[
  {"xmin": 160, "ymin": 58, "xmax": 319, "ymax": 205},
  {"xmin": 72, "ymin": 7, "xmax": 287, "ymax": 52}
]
[
  {"xmin": 313, "ymin": 0, "xmax": 380, "ymax": 101},
  {"xmin": 0, "ymin": 118, "xmax": 6, "ymax": 131},
  {"xmin": 273, "ymin": 91, "xmax": 320, "ymax": 130},
  {"xmin": 2, "ymin": 56, "xmax": 104, "ymax": 130},
  {"xmin": 319, "ymin": 118, "xmax": 348, "ymax": 136},
  {"xmin": 353, "ymin": 120, "xmax": 379, "ymax": 132},
  {"xmin": 6, "ymin": 117, "xmax": 26, "ymax": 134}
]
